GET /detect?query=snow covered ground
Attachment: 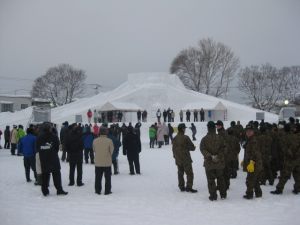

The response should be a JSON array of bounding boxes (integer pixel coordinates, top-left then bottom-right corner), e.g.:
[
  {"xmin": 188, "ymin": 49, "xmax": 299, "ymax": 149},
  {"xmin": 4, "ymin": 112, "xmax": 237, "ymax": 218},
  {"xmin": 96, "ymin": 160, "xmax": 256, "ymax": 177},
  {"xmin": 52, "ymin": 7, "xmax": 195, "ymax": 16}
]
[{"xmin": 0, "ymin": 122, "xmax": 299, "ymax": 225}]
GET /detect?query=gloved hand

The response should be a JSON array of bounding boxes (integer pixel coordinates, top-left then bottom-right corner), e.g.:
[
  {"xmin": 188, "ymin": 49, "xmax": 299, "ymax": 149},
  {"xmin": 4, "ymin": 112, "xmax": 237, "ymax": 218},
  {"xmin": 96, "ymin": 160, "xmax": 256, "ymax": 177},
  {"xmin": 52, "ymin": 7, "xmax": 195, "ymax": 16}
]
[
  {"xmin": 211, "ymin": 155, "xmax": 219, "ymax": 163},
  {"xmin": 247, "ymin": 160, "xmax": 255, "ymax": 173}
]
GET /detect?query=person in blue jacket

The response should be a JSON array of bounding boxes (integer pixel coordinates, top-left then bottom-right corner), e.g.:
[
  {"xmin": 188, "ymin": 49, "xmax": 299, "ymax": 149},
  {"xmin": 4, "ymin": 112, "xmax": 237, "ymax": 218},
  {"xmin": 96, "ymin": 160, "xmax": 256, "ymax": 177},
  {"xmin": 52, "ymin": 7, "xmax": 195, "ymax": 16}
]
[
  {"xmin": 18, "ymin": 128, "xmax": 37, "ymax": 183},
  {"xmin": 108, "ymin": 127, "xmax": 121, "ymax": 175},
  {"xmin": 82, "ymin": 126, "xmax": 94, "ymax": 164}
]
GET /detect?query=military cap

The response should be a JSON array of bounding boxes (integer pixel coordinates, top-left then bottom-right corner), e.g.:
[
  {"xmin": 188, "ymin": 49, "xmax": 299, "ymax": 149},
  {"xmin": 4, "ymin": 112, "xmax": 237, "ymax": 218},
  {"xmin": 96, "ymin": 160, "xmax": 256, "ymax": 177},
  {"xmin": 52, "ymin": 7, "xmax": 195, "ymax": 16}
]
[
  {"xmin": 178, "ymin": 123, "xmax": 187, "ymax": 130},
  {"xmin": 216, "ymin": 120, "xmax": 223, "ymax": 126},
  {"xmin": 207, "ymin": 121, "xmax": 215, "ymax": 128},
  {"xmin": 245, "ymin": 124, "xmax": 254, "ymax": 131}
]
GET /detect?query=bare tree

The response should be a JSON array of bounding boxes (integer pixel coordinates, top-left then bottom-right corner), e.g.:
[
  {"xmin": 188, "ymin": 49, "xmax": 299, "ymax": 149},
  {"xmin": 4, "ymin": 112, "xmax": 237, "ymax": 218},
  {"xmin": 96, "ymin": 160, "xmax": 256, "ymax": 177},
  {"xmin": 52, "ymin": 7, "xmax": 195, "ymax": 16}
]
[
  {"xmin": 170, "ymin": 38, "xmax": 239, "ymax": 97},
  {"xmin": 31, "ymin": 64, "xmax": 86, "ymax": 106},
  {"xmin": 280, "ymin": 66, "xmax": 300, "ymax": 104},
  {"xmin": 238, "ymin": 64, "xmax": 286, "ymax": 111}
]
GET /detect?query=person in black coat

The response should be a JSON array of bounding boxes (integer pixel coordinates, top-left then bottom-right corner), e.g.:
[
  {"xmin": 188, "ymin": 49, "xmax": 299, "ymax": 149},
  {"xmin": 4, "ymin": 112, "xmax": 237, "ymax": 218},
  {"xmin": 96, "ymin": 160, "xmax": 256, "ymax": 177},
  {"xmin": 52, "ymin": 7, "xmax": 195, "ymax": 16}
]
[
  {"xmin": 4, "ymin": 126, "xmax": 10, "ymax": 149},
  {"xmin": 123, "ymin": 126, "xmax": 141, "ymax": 175},
  {"xmin": 135, "ymin": 122, "xmax": 142, "ymax": 138},
  {"xmin": 163, "ymin": 110, "xmax": 168, "ymax": 123},
  {"xmin": 186, "ymin": 110, "xmax": 191, "ymax": 122},
  {"xmin": 60, "ymin": 121, "xmax": 69, "ymax": 162},
  {"xmin": 36, "ymin": 122, "xmax": 68, "ymax": 196},
  {"xmin": 65, "ymin": 124, "xmax": 84, "ymax": 186},
  {"xmin": 190, "ymin": 123, "xmax": 197, "ymax": 141},
  {"xmin": 200, "ymin": 108, "xmax": 205, "ymax": 122},
  {"xmin": 137, "ymin": 110, "xmax": 142, "ymax": 122}
]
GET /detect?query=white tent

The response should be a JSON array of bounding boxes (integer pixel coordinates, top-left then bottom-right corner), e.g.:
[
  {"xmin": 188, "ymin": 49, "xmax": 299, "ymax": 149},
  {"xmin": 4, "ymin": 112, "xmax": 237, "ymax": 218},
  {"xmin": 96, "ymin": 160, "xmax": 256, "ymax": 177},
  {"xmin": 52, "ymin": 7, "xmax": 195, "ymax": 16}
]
[
  {"xmin": 99, "ymin": 101, "xmax": 141, "ymax": 112},
  {"xmin": 211, "ymin": 101, "xmax": 227, "ymax": 121},
  {"xmin": 182, "ymin": 101, "xmax": 227, "ymax": 121},
  {"xmin": 0, "ymin": 73, "xmax": 278, "ymax": 127},
  {"xmin": 97, "ymin": 101, "xmax": 142, "ymax": 122}
]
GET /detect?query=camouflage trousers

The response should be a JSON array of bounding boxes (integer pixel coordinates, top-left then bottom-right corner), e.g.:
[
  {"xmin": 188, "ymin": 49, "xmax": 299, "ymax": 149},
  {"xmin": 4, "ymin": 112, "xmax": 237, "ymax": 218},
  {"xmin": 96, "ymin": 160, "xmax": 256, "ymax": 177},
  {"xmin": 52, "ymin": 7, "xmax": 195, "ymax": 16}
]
[
  {"xmin": 177, "ymin": 164, "xmax": 194, "ymax": 189},
  {"xmin": 276, "ymin": 163, "xmax": 300, "ymax": 192},
  {"xmin": 260, "ymin": 160, "xmax": 274, "ymax": 185},
  {"xmin": 245, "ymin": 171, "xmax": 262, "ymax": 197},
  {"xmin": 205, "ymin": 168, "xmax": 226, "ymax": 198}
]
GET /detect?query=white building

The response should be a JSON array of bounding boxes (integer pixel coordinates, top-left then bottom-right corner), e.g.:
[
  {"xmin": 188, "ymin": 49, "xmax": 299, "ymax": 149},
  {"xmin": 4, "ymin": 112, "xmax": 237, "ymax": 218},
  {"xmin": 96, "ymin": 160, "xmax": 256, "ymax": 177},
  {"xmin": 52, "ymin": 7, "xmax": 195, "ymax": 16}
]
[
  {"xmin": 0, "ymin": 95, "xmax": 51, "ymax": 112},
  {"xmin": 0, "ymin": 95, "xmax": 32, "ymax": 112}
]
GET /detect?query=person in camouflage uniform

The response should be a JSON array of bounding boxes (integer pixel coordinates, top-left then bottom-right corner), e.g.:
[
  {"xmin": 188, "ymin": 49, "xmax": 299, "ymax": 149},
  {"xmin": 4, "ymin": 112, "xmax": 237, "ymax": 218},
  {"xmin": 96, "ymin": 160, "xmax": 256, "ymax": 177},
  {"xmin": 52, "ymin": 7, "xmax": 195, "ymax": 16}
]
[
  {"xmin": 270, "ymin": 124, "xmax": 284, "ymax": 180},
  {"xmin": 243, "ymin": 124, "xmax": 263, "ymax": 199},
  {"xmin": 226, "ymin": 129, "xmax": 241, "ymax": 179},
  {"xmin": 216, "ymin": 120, "xmax": 231, "ymax": 190},
  {"xmin": 172, "ymin": 123, "xmax": 197, "ymax": 193},
  {"xmin": 200, "ymin": 121, "xmax": 227, "ymax": 201},
  {"xmin": 271, "ymin": 123, "xmax": 300, "ymax": 195},
  {"xmin": 257, "ymin": 125, "xmax": 274, "ymax": 185}
]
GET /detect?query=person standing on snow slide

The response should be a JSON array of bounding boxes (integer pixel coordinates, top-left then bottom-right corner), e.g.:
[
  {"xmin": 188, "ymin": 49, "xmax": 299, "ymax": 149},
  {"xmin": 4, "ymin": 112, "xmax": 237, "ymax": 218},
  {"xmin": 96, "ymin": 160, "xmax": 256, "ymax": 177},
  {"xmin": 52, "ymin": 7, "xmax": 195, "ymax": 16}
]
[{"xmin": 87, "ymin": 109, "xmax": 93, "ymax": 124}]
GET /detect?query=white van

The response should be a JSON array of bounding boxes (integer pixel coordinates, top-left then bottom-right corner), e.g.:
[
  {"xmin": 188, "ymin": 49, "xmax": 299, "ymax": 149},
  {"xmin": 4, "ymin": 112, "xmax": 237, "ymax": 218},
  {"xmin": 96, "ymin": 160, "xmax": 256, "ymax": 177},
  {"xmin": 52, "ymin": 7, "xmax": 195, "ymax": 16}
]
[{"xmin": 278, "ymin": 107, "xmax": 296, "ymax": 122}]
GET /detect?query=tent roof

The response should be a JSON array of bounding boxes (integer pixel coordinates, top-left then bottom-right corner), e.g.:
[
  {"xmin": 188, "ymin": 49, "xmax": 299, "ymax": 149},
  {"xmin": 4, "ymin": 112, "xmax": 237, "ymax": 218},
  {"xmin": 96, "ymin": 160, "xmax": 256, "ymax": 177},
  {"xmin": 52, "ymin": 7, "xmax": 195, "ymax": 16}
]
[
  {"xmin": 214, "ymin": 101, "xmax": 227, "ymax": 110},
  {"xmin": 98, "ymin": 101, "xmax": 142, "ymax": 112},
  {"xmin": 182, "ymin": 102, "xmax": 216, "ymax": 110}
]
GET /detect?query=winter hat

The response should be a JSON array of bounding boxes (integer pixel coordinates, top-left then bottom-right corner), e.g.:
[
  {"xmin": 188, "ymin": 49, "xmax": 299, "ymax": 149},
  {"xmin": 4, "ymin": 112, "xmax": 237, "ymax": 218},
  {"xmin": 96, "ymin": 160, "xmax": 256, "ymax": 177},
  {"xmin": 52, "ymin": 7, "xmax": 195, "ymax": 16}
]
[
  {"xmin": 178, "ymin": 123, "xmax": 187, "ymax": 131},
  {"xmin": 207, "ymin": 121, "xmax": 215, "ymax": 129},
  {"xmin": 245, "ymin": 124, "xmax": 254, "ymax": 131},
  {"xmin": 216, "ymin": 120, "xmax": 223, "ymax": 127},
  {"xmin": 100, "ymin": 126, "xmax": 108, "ymax": 135}
]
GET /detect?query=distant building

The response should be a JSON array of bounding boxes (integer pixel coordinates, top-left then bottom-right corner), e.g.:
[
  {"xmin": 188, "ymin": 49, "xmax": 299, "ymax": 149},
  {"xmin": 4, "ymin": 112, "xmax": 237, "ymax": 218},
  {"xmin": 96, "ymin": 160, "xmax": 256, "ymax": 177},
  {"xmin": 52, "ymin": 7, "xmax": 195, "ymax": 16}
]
[
  {"xmin": 31, "ymin": 98, "xmax": 51, "ymax": 107},
  {"xmin": 0, "ymin": 95, "xmax": 51, "ymax": 112}
]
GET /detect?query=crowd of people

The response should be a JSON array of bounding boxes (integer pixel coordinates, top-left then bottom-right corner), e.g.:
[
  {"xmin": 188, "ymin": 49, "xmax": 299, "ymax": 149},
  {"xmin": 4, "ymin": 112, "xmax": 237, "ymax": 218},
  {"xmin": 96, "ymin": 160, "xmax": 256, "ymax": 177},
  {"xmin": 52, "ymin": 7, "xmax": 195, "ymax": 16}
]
[
  {"xmin": 0, "ymin": 116, "xmax": 299, "ymax": 201},
  {"xmin": 172, "ymin": 117, "xmax": 300, "ymax": 201},
  {"xmin": 155, "ymin": 108, "xmax": 205, "ymax": 123}
]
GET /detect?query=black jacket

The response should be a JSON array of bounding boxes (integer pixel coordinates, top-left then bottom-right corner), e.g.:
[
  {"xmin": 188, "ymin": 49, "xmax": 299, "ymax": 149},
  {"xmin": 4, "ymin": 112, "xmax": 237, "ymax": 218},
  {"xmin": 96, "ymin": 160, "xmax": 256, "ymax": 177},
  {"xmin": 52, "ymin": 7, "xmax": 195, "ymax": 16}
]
[
  {"xmin": 123, "ymin": 131, "xmax": 141, "ymax": 158},
  {"xmin": 36, "ymin": 131, "xmax": 61, "ymax": 173},
  {"xmin": 65, "ymin": 128, "xmax": 83, "ymax": 163},
  {"xmin": 4, "ymin": 127, "xmax": 10, "ymax": 140}
]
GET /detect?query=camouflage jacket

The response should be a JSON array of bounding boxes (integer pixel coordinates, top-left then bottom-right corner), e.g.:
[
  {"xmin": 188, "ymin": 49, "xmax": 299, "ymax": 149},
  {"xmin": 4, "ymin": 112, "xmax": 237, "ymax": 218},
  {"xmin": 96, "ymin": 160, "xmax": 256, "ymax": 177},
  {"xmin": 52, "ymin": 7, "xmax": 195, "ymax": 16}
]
[
  {"xmin": 257, "ymin": 133, "xmax": 272, "ymax": 163},
  {"xmin": 243, "ymin": 136, "xmax": 263, "ymax": 173},
  {"xmin": 172, "ymin": 133, "xmax": 195, "ymax": 166},
  {"xmin": 281, "ymin": 132, "xmax": 300, "ymax": 165},
  {"xmin": 200, "ymin": 130, "xmax": 225, "ymax": 170}
]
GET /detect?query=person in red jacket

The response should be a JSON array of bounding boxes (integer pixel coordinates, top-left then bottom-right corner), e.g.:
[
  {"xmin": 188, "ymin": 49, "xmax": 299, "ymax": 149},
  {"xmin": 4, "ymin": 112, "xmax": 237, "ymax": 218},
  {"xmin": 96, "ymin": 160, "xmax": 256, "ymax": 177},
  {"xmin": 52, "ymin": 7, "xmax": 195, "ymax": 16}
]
[
  {"xmin": 93, "ymin": 123, "xmax": 100, "ymax": 137},
  {"xmin": 87, "ymin": 109, "xmax": 93, "ymax": 124}
]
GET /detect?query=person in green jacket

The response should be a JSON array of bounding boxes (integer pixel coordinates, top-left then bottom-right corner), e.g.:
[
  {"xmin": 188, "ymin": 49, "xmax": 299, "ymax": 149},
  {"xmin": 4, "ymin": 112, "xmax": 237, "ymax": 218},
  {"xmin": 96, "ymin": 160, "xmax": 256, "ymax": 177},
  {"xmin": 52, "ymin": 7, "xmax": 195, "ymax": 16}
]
[
  {"xmin": 17, "ymin": 125, "xmax": 26, "ymax": 156},
  {"xmin": 243, "ymin": 124, "xmax": 263, "ymax": 199},
  {"xmin": 149, "ymin": 125, "xmax": 156, "ymax": 148},
  {"xmin": 172, "ymin": 123, "xmax": 197, "ymax": 193}
]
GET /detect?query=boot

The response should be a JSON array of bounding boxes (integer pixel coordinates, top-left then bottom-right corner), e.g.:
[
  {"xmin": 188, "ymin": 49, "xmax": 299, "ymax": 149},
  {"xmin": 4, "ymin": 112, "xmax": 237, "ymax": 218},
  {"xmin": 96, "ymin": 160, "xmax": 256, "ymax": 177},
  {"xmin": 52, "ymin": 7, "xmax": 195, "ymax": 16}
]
[
  {"xmin": 209, "ymin": 194, "xmax": 217, "ymax": 201},
  {"xmin": 77, "ymin": 182, "xmax": 85, "ymax": 187},
  {"xmin": 270, "ymin": 189, "xmax": 282, "ymax": 195},
  {"xmin": 292, "ymin": 190, "xmax": 299, "ymax": 195},
  {"xmin": 220, "ymin": 193, "xmax": 227, "ymax": 200},
  {"xmin": 42, "ymin": 189, "xmax": 49, "ymax": 196},
  {"xmin": 186, "ymin": 188, "xmax": 198, "ymax": 193},
  {"xmin": 57, "ymin": 190, "xmax": 68, "ymax": 195},
  {"xmin": 179, "ymin": 187, "xmax": 185, "ymax": 192},
  {"xmin": 35, "ymin": 175, "xmax": 42, "ymax": 186},
  {"xmin": 243, "ymin": 194, "xmax": 253, "ymax": 200}
]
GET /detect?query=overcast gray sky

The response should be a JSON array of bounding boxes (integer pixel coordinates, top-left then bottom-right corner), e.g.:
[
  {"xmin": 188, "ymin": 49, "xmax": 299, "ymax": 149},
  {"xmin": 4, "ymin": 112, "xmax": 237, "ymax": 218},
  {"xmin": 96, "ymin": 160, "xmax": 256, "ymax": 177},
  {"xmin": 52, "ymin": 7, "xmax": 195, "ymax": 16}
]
[{"xmin": 0, "ymin": 0, "xmax": 300, "ymax": 100}]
